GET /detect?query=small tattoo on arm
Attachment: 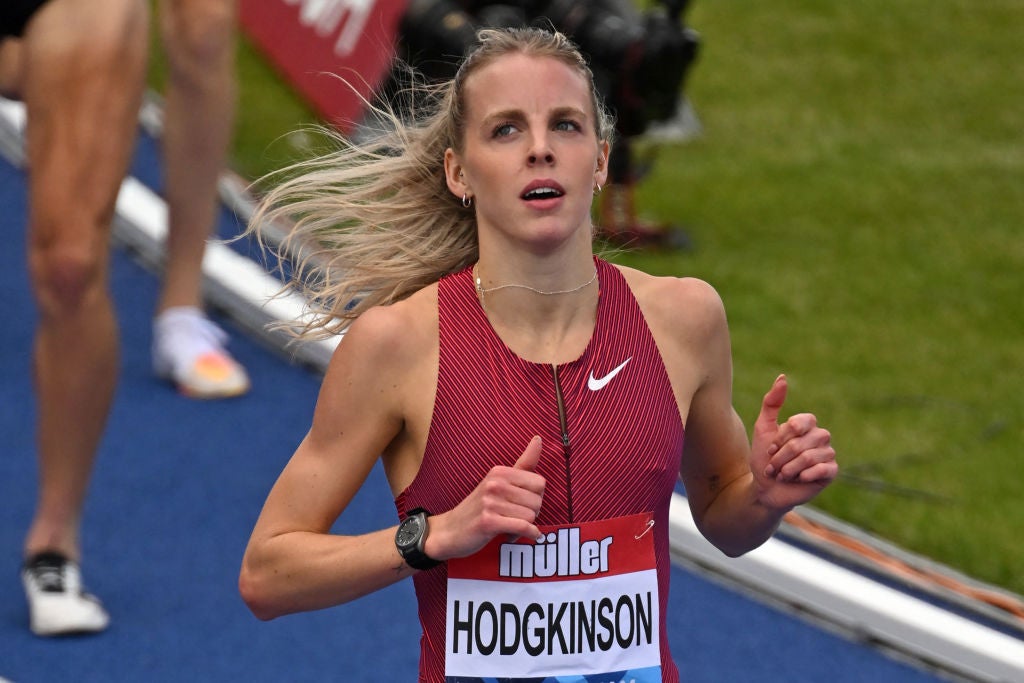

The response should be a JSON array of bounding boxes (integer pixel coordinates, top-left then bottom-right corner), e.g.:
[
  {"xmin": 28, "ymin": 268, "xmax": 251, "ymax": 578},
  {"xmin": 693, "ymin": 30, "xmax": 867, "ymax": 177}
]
[{"xmin": 708, "ymin": 475, "xmax": 721, "ymax": 493}]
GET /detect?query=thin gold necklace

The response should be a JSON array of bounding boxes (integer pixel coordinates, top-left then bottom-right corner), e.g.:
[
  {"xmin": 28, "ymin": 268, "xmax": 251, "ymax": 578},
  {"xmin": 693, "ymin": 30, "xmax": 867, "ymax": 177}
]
[{"xmin": 474, "ymin": 266, "xmax": 598, "ymax": 298}]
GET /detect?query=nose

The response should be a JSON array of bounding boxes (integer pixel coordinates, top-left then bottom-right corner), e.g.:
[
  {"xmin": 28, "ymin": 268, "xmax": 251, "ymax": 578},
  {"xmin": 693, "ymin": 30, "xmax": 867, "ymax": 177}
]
[
  {"xmin": 528, "ymin": 150, "xmax": 554, "ymax": 165},
  {"xmin": 527, "ymin": 133, "xmax": 555, "ymax": 166}
]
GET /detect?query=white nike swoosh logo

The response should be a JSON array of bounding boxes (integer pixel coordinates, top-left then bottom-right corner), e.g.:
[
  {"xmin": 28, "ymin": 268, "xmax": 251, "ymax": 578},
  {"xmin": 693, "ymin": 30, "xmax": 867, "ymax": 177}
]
[{"xmin": 587, "ymin": 357, "xmax": 632, "ymax": 391}]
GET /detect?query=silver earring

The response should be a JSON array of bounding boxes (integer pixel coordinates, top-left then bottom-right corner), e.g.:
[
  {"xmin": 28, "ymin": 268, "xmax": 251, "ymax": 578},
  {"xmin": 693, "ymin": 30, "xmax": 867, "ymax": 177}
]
[
  {"xmin": 593, "ymin": 183, "xmax": 603, "ymax": 196},
  {"xmin": 462, "ymin": 194, "xmax": 473, "ymax": 208}
]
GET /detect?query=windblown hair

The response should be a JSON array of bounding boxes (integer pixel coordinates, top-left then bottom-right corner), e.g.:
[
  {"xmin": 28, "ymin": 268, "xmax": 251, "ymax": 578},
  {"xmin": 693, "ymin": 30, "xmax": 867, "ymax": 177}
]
[{"xmin": 247, "ymin": 27, "xmax": 615, "ymax": 340}]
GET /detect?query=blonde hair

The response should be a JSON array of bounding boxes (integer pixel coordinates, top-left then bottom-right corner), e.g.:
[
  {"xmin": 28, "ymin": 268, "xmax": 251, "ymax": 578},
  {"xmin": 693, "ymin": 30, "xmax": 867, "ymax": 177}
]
[{"xmin": 248, "ymin": 27, "xmax": 614, "ymax": 340}]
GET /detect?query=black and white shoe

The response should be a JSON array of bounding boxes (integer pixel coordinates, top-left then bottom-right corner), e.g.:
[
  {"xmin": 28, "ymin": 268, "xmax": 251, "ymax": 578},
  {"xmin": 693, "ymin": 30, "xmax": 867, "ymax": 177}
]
[{"xmin": 21, "ymin": 552, "xmax": 109, "ymax": 636}]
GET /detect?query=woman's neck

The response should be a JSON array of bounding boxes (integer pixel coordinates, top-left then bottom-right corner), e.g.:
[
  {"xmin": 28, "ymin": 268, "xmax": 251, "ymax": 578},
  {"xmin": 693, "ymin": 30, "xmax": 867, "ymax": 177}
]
[{"xmin": 472, "ymin": 258, "xmax": 600, "ymax": 365}]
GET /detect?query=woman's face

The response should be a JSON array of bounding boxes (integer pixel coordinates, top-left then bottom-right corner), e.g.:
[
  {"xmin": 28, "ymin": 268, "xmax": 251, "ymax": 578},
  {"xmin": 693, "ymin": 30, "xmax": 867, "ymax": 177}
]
[{"xmin": 445, "ymin": 53, "xmax": 609, "ymax": 250}]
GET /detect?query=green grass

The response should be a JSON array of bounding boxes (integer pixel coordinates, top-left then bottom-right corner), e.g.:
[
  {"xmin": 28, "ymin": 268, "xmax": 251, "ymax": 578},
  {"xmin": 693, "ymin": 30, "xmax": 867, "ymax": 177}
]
[
  {"xmin": 151, "ymin": 1, "xmax": 1023, "ymax": 595},
  {"xmin": 622, "ymin": 0, "xmax": 1024, "ymax": 592}
]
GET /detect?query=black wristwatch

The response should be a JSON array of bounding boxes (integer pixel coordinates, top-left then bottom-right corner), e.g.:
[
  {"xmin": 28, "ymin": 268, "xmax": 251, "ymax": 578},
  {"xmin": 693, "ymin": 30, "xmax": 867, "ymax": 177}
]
[{"xmin": 395, "ymin": 507, "xmax": 441, "ymax": 570}]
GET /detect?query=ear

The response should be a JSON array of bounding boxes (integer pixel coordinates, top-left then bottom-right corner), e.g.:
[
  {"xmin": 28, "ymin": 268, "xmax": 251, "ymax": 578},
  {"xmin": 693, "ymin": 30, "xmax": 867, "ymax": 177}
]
[
  {"xmin": 444, "ymin": 148, "xmax": 470, "ymax": 199},
  {"xmin": 595, "ymin": 139, "xmax": 610, "ymax": 188}
]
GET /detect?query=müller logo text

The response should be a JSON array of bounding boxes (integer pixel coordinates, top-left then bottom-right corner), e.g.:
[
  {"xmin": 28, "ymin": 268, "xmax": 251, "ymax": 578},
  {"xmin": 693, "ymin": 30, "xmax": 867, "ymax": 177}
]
[{"xmin": 500, "ymin": 527, "xmax": 612, "ymax": 578}]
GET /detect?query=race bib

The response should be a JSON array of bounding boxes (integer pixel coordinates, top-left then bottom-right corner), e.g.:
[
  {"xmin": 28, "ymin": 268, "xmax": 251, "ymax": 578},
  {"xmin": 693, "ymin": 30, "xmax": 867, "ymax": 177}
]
[{"xmin": 445, "ymin": 513, "xmax": 661, "ymax": 682}]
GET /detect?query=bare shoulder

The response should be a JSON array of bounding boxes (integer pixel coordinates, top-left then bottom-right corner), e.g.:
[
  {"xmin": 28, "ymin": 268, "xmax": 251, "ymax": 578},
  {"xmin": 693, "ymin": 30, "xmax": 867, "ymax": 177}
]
[
  {"xmin": 316, "ymin": 283, "xmax": 439, "ymax": 423},
  {"xmin": 338, "ymin": 285, "xmax": 439, "ymax": 369},
  {"xmin": 614, "ymin": 264, "xmax": 727, "ymax": 338},
  {"xmin": 613, "ymin": 264, "xmax": 730, "ymax": 409}
]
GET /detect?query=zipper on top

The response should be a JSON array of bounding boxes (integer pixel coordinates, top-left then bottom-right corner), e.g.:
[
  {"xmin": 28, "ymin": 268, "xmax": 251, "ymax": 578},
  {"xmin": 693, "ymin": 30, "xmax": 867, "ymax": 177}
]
[{"xmin": 550, "ymin": 363, "xmax": 574, "ymax": 523}]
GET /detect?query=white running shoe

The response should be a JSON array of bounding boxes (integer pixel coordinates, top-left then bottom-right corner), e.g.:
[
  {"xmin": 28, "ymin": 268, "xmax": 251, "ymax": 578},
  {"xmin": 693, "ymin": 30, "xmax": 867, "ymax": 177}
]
[
  {"xmin": 22, "ymin": 552, "xmax": 110, "ymax": 636},
  {"xmin": 153, "ymin": 306, "xmax": 251, "ymax": 399}
]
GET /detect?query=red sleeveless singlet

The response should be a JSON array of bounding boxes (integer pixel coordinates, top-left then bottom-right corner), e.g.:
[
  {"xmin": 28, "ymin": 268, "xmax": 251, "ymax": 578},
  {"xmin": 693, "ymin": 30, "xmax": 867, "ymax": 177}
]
[{"xmin": 396, "ymin": 257, "xmax": 684, "ymax": 682}]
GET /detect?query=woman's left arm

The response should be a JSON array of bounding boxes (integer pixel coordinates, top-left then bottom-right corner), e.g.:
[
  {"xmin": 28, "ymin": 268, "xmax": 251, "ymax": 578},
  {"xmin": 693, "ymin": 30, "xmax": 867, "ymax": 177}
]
[{"xmin": 629, "ymin": 270, "xmax": 837, "ymax": 557}]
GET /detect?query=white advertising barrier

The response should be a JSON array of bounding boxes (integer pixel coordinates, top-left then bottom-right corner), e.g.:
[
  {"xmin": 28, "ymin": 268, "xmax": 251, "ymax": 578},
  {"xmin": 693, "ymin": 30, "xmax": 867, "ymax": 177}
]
[{"xmin": 668, "ymin": 494, "xmax": 1024, "ymax": 683}]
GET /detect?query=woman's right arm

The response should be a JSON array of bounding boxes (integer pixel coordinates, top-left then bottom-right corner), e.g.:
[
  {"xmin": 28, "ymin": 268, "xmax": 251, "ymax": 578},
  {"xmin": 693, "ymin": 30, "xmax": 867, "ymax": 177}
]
[
  {"xmin": 238, "ymin": 303, "xmax": 421, "ymax": 620},
  {"xmin": 239, "ymin": 290, "xmax": 548, "ymax": 620}
]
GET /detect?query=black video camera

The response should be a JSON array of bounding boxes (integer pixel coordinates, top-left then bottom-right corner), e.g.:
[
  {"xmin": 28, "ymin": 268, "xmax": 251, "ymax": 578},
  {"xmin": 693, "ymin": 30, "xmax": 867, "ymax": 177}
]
[{"xmin": 395, "ymin": 0, "xmax": 699, "ymax": 137}]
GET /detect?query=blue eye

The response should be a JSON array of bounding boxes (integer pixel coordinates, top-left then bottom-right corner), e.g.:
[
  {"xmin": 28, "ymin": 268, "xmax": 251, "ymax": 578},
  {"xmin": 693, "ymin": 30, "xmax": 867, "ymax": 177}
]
[
  {"xmin": 555, "ymin": 119, "xmax": 581, "ymax": 132},
  {"xmin": 493, "ymin": 123, "xmax": 516, "ymax": 137}
]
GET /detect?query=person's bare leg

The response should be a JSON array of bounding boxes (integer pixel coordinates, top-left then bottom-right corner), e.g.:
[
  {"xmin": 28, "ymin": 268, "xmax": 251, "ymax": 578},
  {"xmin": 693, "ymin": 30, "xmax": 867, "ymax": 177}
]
[
  {"xmin": 156, "ymin": 0, "xmax": 236, "ymax": 312},
  {"xmin": 153, "ymin": 0, "xmax": 248, "ymax": 398},
  {"xmin": 21, "ymin": 0, "xmax": 148, "ymax": 562}
]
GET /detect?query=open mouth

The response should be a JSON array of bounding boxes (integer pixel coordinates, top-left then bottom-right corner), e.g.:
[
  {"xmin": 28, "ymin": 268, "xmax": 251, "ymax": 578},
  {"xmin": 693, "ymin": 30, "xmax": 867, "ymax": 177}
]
[{"xmin": 521, "ymin": 186, "xmax": 565, "ymax": 201}]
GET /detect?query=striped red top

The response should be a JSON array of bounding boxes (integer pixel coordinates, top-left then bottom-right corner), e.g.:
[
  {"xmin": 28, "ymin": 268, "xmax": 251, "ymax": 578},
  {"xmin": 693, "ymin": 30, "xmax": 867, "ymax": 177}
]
[{"xmin": 396, "ymin": 257, "xmax": 684, "ymax": 682}]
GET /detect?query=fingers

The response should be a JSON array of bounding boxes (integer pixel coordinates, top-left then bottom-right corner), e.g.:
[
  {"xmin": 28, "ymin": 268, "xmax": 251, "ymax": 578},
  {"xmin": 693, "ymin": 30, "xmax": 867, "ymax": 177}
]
[
  {"xmin": 787, "ymin": 456, "xmax": 839, "ymax": 484},
  {"xmin": 771, "ymin": 413, "xmax": 819, "ymax": 451},
  {"xmin": 765, "ymin": 415, "xmax": 835, "ymax": 481},
  {"xmin": 509, "ymin": 436, "xmax": 546, "ymax": 497},
  {"xmin": 514, "ymin": 435, "xmax": 543, "ymax": 472},
  {"xmin": 451, "ymin": 437, "xmax": 547, "ymax": 555},
  {"xmin": 482, "ymin": 476, "xmax": 544, "ymax": 513},
  {"xmin": 755, "ymin": 374, "xmax": 788, "ymax": 433},
  {"xmin": 486, "ymin": 437, "xmax": 546, "ymax": 539},
  {"xmin": 475, "ymin": 480, "xmax": 544, "ymax": 543},
  {"xmin": 752, "ymin": 376, "xmax": 838, "ymax": 508}
]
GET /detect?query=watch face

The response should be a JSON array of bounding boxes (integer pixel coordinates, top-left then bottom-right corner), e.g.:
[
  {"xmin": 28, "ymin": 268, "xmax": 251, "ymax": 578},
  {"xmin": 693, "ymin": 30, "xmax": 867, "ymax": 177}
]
[{"xmin": 396, "ymin": 516, "xmax": 422, "ymax": 547}]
